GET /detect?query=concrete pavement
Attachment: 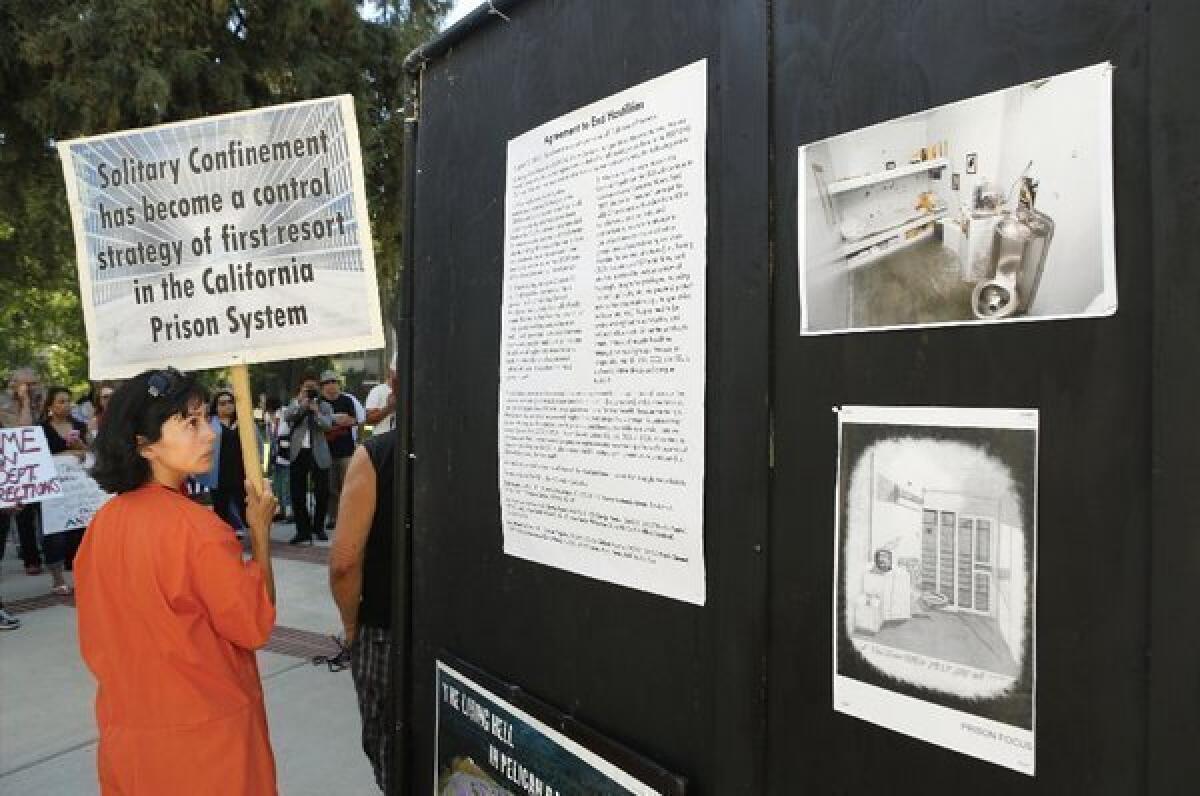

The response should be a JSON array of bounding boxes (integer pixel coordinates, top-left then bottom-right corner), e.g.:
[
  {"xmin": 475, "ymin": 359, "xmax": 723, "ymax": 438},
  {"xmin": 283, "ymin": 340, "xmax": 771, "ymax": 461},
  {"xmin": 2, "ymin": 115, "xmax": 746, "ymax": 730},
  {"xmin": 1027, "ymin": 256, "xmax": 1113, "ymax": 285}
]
[{"xmin": 0, "ymin": 520, "xmax": 381, "ymax": 795}]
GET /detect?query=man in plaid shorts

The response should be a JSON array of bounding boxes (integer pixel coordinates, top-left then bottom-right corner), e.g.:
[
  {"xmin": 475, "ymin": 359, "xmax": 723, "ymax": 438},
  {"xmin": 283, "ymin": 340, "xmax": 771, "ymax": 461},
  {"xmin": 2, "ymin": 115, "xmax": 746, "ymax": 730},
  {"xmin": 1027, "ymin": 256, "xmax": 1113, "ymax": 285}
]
[{"xmin": 330, "ymin": 423, "xmax": 398, "ymax": 793}]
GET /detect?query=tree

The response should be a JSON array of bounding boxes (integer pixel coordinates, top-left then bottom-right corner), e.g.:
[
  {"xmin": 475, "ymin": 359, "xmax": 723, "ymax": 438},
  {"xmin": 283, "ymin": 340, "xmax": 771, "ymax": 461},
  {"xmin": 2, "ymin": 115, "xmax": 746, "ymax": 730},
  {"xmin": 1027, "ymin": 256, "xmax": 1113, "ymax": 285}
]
[{"xmin": 0, "ymin": 0, "xmax": 448, "ymax": 393}]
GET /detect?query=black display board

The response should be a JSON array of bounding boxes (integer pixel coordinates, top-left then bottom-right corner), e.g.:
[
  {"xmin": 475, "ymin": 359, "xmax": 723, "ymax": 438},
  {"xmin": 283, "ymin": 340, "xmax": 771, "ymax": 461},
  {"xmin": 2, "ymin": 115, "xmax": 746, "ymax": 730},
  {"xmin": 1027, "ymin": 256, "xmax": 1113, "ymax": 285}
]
[
  {"xmin": 402, "ymin": 0, "xmax": 1197, "ymax": 793},
  {"xmin": 1148, "ymin": 0, "xmax": 1200, "ymax": 791},
  {"xmin": 769, "ymin": 1, "xmax": 1157, "ymax": 794},
  {"xmin": 405, "ymin": 2, "xmax": 769, "ymax": 794}
]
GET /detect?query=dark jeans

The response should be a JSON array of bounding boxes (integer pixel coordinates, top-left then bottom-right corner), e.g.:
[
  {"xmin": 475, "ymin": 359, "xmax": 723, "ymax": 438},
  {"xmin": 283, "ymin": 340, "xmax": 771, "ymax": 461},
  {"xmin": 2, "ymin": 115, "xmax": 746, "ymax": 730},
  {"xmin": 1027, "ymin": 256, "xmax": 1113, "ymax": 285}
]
[
  {"xmin": 289, "ymin": 449, "xmax": 328, "ymax": 540},
  {"xmin": 42, "ymin": 528, "xmax": 84, "ymax": 569},
  {"xmin": 5, "ymin": 505, "xmax": 42, "ymax": 568}
]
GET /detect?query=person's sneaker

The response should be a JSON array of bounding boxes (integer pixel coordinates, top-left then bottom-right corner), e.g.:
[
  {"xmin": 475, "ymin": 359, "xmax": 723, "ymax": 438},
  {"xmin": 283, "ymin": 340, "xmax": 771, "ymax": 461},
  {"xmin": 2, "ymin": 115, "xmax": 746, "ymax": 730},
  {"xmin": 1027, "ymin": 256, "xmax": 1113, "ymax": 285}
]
[{"xmin": 0, "ymin": 609, "xmax": 21, "ymax": 631}]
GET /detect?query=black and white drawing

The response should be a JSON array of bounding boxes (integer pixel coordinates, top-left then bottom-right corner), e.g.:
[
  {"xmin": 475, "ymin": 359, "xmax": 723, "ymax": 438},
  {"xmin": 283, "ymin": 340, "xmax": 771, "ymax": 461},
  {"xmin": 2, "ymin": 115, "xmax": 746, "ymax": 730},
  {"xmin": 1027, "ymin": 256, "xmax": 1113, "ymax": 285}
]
[
  {"xmin": 833, "ymin": 406, "xmax": 1037, "ymax": 775},
  {"xmin": 798, "ymin": 62, "xmax": 1115, "ymax": 334}
]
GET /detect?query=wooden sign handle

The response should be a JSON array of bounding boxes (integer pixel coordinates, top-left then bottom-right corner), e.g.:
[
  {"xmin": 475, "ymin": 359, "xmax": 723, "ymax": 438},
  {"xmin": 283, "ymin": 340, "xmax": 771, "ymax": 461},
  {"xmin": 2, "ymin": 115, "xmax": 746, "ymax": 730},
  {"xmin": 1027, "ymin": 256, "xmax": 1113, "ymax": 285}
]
[{"xmin": 229, "ymin": 364, "xmax": 265, "ymax": 495}]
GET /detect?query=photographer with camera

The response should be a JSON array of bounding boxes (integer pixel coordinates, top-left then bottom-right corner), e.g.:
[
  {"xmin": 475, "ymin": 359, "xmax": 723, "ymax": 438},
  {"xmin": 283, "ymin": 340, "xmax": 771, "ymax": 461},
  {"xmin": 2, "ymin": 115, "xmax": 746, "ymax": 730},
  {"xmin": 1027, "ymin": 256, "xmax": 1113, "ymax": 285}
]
[{"xmin": 282, "ymin": 372, "xmax": 334, "ymax": 545}]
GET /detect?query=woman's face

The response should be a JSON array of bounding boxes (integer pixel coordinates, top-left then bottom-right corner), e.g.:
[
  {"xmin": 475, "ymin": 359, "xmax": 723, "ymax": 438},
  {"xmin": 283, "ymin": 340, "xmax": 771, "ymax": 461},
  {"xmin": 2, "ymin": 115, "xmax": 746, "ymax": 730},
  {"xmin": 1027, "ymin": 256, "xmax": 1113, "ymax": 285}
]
[
  {"xmin": 50, "ymin": 391, "xmax": 71, "ymax": 419},
  {"xmin": 216, "ymin": 393, "xmax": 235, "ymax": 420},
  {"xmin": 141, "ymin": 401, "xmax": 215, "ymax": 480}
]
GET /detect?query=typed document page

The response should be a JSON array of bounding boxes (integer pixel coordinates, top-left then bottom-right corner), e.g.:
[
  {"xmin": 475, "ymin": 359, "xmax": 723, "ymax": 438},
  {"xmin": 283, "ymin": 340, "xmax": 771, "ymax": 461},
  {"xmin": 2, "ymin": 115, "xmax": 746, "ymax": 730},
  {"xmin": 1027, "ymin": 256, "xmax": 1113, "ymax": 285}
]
[{"xmin": 499, "ymin": 61, "xmax": 708, "ymax": 604}]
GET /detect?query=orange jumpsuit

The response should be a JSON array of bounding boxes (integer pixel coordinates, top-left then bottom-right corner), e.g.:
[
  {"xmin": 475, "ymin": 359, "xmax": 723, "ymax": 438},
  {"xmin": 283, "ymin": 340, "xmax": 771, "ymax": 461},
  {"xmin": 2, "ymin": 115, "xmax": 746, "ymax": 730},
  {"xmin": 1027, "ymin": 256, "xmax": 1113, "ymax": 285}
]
[{"xmin": 75, "ymin": 483, "xmax": 277, "ymax": 795}]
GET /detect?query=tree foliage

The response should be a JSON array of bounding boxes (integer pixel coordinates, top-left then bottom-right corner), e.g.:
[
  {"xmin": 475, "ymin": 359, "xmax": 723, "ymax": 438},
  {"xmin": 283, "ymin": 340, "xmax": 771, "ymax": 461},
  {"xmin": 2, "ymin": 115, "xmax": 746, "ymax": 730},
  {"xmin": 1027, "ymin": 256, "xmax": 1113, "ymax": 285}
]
[{"xmin": 0, "ymin": 0, "xmax": 448, "ymax": 392}]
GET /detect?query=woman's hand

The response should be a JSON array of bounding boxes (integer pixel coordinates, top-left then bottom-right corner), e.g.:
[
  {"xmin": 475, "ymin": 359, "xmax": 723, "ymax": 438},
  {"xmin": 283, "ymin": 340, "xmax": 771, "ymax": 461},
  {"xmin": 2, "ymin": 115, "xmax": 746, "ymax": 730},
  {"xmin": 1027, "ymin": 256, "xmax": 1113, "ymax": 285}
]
[
  {"xmin": 243, "ymin": 480, "xmax": 278, "ymax": 540},
  {"xmin": 244, "ymin": 480, "xmax": 278, "ymax": 605}
]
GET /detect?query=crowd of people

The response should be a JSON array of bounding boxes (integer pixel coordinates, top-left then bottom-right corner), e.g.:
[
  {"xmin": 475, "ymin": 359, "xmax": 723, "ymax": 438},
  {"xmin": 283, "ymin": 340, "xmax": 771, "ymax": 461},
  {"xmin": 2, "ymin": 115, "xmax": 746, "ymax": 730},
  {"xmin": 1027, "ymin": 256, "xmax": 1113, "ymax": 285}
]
[
  {"xmin": 0, "ymin": 365, "xmax": 394, "ymax": 606},
  {"xmin": 0, "ymin": 357, "xmax": 403, "ymax": 792},
  {"xmin": 1, "ymin": 359, "xmax": 401, "ymax": 793},
  {"xmin": 0, "ymin": 367, "xmax": 113, "ymax": 628}
]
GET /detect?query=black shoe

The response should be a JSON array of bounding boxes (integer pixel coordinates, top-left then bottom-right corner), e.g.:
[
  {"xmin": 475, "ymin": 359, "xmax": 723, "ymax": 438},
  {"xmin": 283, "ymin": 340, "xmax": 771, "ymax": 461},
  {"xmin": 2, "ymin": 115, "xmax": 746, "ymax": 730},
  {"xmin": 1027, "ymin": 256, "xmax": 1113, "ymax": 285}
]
[
  {"xmin": 314, "ymin": 530, "xmax": 329, "ymax": 541},
  {"xmin": 288, "ymin": 535, "xmax": 313, "ymax": 546}
]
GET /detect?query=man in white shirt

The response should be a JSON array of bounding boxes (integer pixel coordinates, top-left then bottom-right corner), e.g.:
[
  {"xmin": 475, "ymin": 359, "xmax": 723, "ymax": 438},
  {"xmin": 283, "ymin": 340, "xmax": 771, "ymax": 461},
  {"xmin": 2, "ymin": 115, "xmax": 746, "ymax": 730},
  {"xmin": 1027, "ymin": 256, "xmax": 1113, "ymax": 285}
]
[{"xmin": 363, "ymin": 353, "xmax": 397, "ymax": 434}]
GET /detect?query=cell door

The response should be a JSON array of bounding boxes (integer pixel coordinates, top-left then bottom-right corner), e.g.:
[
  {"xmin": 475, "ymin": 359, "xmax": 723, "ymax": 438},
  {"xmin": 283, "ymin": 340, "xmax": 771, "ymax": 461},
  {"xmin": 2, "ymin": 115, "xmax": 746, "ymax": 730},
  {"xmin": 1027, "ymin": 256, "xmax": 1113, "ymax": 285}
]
[
  {"xmin": 956, "ymin": 515, "xmax": 994, "ymax": 615},
  {"xmin": 972, "ymin": 517, "xmax": 994, "ymax": 613},
  {"xmin": 919, "ymin": 510, "xmax": 995, "ymax": 612},
  {"xmin": 938, "ymin": 511, "xmax": 956, "ymax": 600},
  {"xmin": 920, "ymin": 509, "xmax": 938, "ymax": 591}
]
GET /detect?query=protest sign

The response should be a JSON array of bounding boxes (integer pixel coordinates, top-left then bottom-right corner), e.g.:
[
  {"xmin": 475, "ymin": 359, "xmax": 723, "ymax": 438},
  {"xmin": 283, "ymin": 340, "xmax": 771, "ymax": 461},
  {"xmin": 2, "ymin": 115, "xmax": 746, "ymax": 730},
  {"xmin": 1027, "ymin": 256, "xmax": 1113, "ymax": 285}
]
[
  {"xmin": 0, "ymin": 426, "xmax": 62, "ymax": 508},
  {"xmin": 58, "ymin": 95, "xmax": 385, "ymax": 379},
  {"xmin": 42, "ymin": 454, "xmax": 112, "ymax": 535}
]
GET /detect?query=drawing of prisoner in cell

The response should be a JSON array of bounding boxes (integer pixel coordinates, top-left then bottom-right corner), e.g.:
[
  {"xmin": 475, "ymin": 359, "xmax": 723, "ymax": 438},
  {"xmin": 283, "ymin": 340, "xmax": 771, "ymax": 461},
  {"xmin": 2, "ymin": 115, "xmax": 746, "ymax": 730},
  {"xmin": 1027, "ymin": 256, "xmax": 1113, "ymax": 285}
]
[
  {"xmin": 841, "ymin": 434, "xmax": 1032, "ymax": 701},
  {"xmin": 854, "ymin": 547, "xmax": 912, "ymax": 633}
]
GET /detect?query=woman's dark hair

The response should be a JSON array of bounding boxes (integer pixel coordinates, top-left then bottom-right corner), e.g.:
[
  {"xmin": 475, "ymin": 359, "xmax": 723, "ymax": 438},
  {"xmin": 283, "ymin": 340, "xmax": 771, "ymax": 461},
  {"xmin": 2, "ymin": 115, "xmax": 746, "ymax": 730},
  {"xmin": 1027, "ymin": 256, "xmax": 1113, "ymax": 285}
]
[
  {"xmin": 91, "ymin": 368, "xmax": 208, "ymax": 493},
  {"xmin": 209, "ymin": 388, "xmax": 236, "ymax": 421},
  {"xmin": 264, "ymin": 395, "xmax": 283, "ymax": 413},
  {"xmin": 40, "ymin": 386, "xmax": 71, "ymax": 422}
]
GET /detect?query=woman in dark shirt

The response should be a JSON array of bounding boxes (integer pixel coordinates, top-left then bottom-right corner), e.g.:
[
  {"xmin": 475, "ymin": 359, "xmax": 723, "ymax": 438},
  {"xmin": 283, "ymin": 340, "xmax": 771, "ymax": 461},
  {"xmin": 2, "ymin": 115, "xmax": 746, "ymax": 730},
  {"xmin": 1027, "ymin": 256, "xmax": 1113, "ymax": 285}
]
[
  {"xmin": 207, "ymin": 388, "xmax": 249, "ymax": 534},
  {"xmin": 40, "ymin": 386, "xmax": 90, "ymax": 594}
]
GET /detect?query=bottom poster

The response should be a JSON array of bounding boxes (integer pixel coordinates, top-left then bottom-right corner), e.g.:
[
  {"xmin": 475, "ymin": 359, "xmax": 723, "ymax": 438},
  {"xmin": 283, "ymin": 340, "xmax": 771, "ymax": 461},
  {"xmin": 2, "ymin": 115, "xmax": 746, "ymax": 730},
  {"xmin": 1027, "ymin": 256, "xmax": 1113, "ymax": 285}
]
[
  {"xmin": 435, "ymin": 661, "xmax": 672, "ymax": 796},
  {"xmin": 833, "ymin": 405, "xmax": 1038, "ymax": 775}
]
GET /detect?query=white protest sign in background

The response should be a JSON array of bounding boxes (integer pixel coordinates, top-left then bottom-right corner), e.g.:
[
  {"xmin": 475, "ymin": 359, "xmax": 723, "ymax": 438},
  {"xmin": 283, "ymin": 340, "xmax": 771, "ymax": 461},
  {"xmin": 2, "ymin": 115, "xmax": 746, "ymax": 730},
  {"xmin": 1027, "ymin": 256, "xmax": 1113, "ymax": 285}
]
[
  {"xmin": 498, "ymin": 60, "xmax": 708, "ymax": 605},
  {"xmin": 41, "ymin": 454, "xmax": 112, "ymax": 535},
  {"xmin": 0, "ymin": 426, "xmax": 62, "ymax": 508},
  {"xmin": 58, "ymin": 95, "xmax": 384, "ymax": 379}
]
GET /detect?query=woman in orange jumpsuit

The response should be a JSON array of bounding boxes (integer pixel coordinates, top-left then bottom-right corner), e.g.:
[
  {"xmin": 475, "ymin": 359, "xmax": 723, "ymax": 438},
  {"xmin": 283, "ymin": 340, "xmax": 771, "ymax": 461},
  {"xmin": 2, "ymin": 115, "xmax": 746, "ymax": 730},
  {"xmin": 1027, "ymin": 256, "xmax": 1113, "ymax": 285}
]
[{"xmin": 75, "ymin": 368, "xmax": 279, "ymax": 795}]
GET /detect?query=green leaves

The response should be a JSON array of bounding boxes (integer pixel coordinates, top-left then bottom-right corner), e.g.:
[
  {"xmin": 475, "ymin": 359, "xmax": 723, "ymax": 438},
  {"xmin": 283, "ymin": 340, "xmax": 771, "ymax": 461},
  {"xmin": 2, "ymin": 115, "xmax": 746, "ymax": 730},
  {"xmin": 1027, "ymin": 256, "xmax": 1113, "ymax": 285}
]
[{"xmin": 0, "ymin": 0, "xmax": 449, "ymax": 389}]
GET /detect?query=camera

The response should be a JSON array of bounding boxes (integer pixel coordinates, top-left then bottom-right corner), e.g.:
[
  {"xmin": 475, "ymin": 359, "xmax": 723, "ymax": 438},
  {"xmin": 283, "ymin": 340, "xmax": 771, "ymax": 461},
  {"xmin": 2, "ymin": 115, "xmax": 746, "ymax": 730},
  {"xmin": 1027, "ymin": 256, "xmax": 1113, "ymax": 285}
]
[{"xmin": 304, "ymin": 388, "xmax": 319, "ymax": 401}]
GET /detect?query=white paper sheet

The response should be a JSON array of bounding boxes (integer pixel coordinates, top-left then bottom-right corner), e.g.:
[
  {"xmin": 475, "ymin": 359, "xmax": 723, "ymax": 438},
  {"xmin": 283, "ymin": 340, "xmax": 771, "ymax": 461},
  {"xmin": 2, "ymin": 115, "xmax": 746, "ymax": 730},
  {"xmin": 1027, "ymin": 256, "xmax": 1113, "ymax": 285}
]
[
  {"xmin": 499, "ymin": 60, "xmax": 708, "ymax": 605},
  {"xmin": 833, "ymin": 405, "xmax": 1038, "ymax": 774},
  {"xmin": 798, "ymin": 62, "xmax": 1116, "ymax": 335}
]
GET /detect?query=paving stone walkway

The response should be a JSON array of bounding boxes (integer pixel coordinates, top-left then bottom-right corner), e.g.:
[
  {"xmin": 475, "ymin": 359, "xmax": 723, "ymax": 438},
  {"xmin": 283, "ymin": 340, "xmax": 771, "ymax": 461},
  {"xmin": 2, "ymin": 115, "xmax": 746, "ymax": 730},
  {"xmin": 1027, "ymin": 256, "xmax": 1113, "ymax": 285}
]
[{"xmin": 0, "ymin": 522, "xmax": 380, "ymax": 795}]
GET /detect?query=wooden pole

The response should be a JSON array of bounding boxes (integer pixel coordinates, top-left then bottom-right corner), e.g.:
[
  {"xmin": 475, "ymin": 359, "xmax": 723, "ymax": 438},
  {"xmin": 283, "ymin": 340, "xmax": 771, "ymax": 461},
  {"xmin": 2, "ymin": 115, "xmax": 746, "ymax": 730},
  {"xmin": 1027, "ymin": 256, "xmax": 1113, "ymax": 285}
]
[{"xmin": 229, "ymin": 364, "xmax": 264, "ymax": 496}]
